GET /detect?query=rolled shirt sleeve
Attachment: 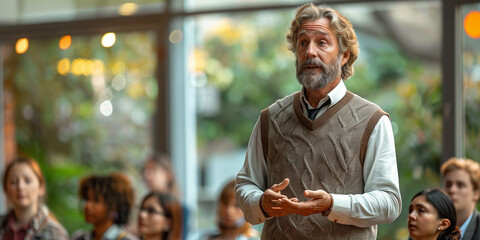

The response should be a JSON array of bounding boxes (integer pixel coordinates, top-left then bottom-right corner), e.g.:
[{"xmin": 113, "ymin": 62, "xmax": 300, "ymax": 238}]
[{"xmin": 235, "ymin": 118, "xmax": 270, "ymax": 225}]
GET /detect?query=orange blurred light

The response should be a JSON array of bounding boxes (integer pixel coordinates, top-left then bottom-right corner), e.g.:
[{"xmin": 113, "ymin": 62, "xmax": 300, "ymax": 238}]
[
  {"xmin": 15, "ymin": 38, "xmax": 29, "ymax": 54},
  {"xmin": 464, "ymin": 11, "xmax": 480, "ymax": 39},
  {"xmin": 59, "ymin": 35, "xmax": 72, "ymax": 50}
]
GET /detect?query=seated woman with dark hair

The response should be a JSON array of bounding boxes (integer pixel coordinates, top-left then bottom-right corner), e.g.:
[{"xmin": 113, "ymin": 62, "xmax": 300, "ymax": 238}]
[
  {"xmin": 408, "ymin": 189, "xmax": 461, "ymax": 240},
  {"xmin": 137, "ymin": 192, "xmax": 183, "ymax": 240},
  {"xmin": 71, "ymin": 172, "xmax": 138, "ymax": 240}
]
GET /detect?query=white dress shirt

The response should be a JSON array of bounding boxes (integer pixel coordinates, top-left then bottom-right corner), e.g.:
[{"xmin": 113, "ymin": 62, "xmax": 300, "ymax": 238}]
[{"xmin": 235, "ymin": 80, "xmax": 402, "ymax": 227}]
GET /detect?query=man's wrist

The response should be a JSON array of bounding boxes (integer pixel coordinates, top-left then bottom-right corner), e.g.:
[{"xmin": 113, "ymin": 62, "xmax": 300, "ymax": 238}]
[
  {"xmin": 322, "ymin": 193, "xmax": 334, "ymax": 217},
  {"xmin": 260, "ymin": 194, "xmax": 271, "ymax": 218}
]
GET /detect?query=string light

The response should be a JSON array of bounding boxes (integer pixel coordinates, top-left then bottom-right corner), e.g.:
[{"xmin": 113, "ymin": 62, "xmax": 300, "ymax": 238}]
[
  {"xmin": 15, "ymin": 38, "xmax": 29, "ymax": 54},
  {"xmin": 59, "ymin": 35, "xmax": 72, "ymax": 50}
]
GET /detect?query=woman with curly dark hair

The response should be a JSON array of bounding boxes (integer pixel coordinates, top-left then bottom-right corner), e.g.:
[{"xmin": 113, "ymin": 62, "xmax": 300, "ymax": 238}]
[
  {"xmin": 71, "ymin": 172, "xmax": 138, "ymax": 240},
  {"xmin": 408, "ymin": 189, "xmax": 461, "ymax": 240}
]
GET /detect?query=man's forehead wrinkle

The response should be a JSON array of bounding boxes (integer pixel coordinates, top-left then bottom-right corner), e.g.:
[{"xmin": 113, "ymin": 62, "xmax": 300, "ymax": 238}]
[{"xmin": 298, "ymin": 23, "xmax": 333, "ymax": 37}]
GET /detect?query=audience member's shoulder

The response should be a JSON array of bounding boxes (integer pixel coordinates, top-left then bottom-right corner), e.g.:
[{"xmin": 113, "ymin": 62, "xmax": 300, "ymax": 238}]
[
  {"xmin": 44, "ymin": 215, "xmax": 69, "ymax": 237},
  {"xmin": 71, "ymin": 229, "xmax": 90, "ymax": 240},
  {"xmin": 0, "ymin": 213, "xmax": 8, "ymax": 225},
  {"xmin": 34, "ymin": 207, "xmax": 68, "ymax": 239},
  {"xmin": 118, "ymin": 230, "xmax": 140, "ymax": 240},
  {"xmin": 187, "ymin": 229, "xmax": 217, "ymax": 240}
]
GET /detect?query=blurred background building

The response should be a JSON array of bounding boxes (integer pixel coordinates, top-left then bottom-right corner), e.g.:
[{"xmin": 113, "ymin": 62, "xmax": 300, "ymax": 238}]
[{"xmin": 0, "ymin": 0, "xmax": 479, "ymax": 239}]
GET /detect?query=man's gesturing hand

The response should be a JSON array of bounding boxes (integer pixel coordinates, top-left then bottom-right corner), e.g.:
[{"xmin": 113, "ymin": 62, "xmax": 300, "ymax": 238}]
[
  {"xmin": 281, "ymin": 190, "xmax": 332, "ymax": 216},
  {"xmin": 260, "ymin": 178, "xmax": 296, "ymax": 217}
]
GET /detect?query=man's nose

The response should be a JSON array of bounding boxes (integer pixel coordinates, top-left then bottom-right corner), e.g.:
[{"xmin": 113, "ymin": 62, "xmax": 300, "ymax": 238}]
[
  {"xmin": 446, "ymin": 185, "xmax": 457, "ymax": 193},
  {"xmin": 306, "ymin": 41, "xmax": 317, "ymax": 58}
]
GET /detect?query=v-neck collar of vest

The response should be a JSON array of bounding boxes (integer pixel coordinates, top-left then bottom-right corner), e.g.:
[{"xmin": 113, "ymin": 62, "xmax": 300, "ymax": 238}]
[{"xmin": 294, "ymin": 90, "xmax": 354, "ymax": 131}]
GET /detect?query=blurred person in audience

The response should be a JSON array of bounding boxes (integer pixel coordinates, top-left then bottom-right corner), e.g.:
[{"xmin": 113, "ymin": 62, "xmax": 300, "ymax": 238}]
[
  {"xmin": 142, "ymin": 153, "xmax": 189, "ymax": 238},
  {"xmin": 0, "ymin": 156, "xmax": 68, "ymax": 239},
  {"xmin": 235, "ymin": 3, "xmax": 401, "ymax": 239},
  {"xmin": 408, "ymin": 189, "xmax": 460, "ymax": 240},
  {"xmin": 441, "ymin": 158, "xmax": 480, "ymax": 239},
  {"xmin": 137, "ymin": 192, "xmax": 182, "ymax": 240},
  {"xmin": 142, "ymin": 153, "xmax": 179, "ymax": 197},
  {"xmin": 71, "ymin": 172, "xmax": 138, "ymax": 240},
  {"xmin": 200, "ymin": 180, "xmax": 258, "ymax": 240}
]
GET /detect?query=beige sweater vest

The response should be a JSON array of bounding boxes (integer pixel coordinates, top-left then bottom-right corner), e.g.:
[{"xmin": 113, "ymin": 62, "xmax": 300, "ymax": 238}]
[{"xmin": 260, "ymin": 91, "xmax": 387, "ymax": 240}]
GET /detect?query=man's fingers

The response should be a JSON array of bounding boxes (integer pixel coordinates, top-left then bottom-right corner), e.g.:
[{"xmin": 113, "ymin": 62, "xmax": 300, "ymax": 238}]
[
  {"xmin": 265, "ymin": 189, "xmax": 287, "ymax": 200},
  {"xmin": 304, "ymin": 189, "xmax": 328, "ymax": 199},
  {"xmin": 270, "ymin": 178, "xmax": 290, "ymax": 192}
]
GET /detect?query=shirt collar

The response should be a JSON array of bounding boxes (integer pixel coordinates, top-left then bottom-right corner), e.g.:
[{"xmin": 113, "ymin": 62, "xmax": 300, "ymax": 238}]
[
  {"xmin": 460, "ymin": 211, "xmax": 474, "ymax": 239},
  {"xmin": 7, "ymin": 213, "xmax": 31, "ymax": 232},
  {"xmin": 300, "ymin": 79, "xmax": 347, "ymax": 110},
  {"xmin": 102, "ymin": 224, "xmax": 125, "ymax": 240}
]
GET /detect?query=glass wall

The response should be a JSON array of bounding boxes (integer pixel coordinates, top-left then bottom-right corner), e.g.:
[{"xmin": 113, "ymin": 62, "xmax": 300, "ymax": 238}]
[
  {"xmin": 2, "ymin": 31, "xmax": 157, "ymax": 232},
  {"xmin": 189, "ymin": 2, "xmax": 442, "ymax": 238},
  {"xmin": 463, "ymin": 3, "xmax": 480, "ymax": 160}
]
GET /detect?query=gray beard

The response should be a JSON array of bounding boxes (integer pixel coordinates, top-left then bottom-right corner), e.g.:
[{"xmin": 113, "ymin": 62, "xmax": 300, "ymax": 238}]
[{"xmin": 296, "ymin": 57, "xmax": 342, "ymax": 90}]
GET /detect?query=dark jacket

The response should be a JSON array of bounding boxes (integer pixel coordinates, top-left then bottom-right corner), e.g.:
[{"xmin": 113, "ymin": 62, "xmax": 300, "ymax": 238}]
[{"xmin": 462, "ymin": 211, "xmax": 480, "ymax": 240}]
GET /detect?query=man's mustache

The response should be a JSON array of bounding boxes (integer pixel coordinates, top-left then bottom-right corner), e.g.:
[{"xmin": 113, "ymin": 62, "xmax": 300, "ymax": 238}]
[{"xmin": 298, "ymin": 58, "xmax": 327, "ymax": 72}]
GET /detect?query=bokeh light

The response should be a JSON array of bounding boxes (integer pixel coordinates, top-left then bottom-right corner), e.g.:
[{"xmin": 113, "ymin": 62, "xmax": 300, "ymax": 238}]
[
  {"xmin": 59, "ymin": 35, "xmax": 72, "ymax": 50},
  {"xmin": 112, "ymin": 75, "xmax": 127, "ymax": 91},
  {"xmin": 93, "ymin": 60, "xmax": 105, "ymax": 75},
  {"xmin": 101, "ymin": 32, "xmax": 116, "ymax": 48},
  {"xmin": 99, "ymin": 100, "xmax": 113, "ymax": 116},
  {"xmin": 464, "ymin": 10, "xmax": 480, "ymax": 39},
  {"xmin": 57, "ymin": 58, "xmax": 71, "ymax": 75},
  {"xmin": 83, "ymin": 59, "xmax": 95, "ymax": 76},
  {"xmin": 169, "ymin": 29, "xmax": 183, "ymax": 44},
  {"xmin": 127, "ymin": 81, "xmax": 144, "ymax": 98},
  {"xmin": 71, "ymin": 58, "xmax": 85, "ymax": 76},
  {"xmin": 112, "ymin": 61, "xmax": 126, "ymax": 75},
  {"xmin": 15, "ymin": 38, "xmax": 29, "ymax": 54},
  {"xmin": 118, "ymin": 3, "xmax": 138, "ymax": 16}
]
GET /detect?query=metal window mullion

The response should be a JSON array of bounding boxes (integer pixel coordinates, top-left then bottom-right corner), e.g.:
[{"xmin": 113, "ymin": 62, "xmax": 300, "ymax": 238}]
[{"xmin": 442, "ymin": 0, "xmax": 465, "ymax": 163}]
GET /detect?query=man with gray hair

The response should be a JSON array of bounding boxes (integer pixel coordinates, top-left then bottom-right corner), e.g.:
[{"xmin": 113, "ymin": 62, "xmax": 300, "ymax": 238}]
[{"xmin": 235, "ymin": 3, "xmax": 401, "ymax": 239}]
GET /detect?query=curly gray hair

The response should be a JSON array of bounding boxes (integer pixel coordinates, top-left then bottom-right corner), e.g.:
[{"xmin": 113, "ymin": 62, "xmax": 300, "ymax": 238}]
[{"xmin": 286, "ymin": 3, "xmax": 359, "ymax": 80}]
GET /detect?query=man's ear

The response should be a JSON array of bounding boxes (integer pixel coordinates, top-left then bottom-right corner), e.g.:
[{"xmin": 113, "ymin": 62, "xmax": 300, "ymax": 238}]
[
  {"xmin": 341, "ymin": 50, "xmax": 350, "ymax": 66},
  {"xmin": 473, "ymin": 189, "xmax": 480, "ymax": 203}
]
